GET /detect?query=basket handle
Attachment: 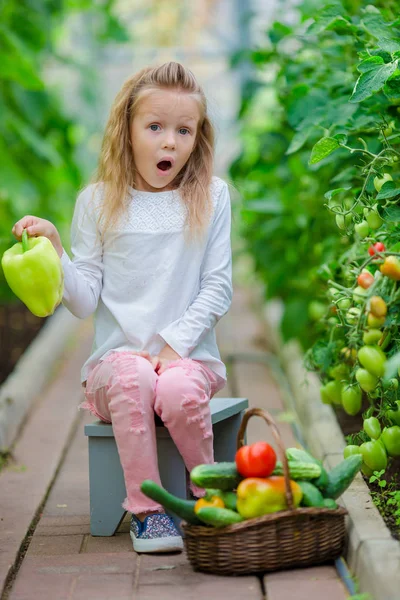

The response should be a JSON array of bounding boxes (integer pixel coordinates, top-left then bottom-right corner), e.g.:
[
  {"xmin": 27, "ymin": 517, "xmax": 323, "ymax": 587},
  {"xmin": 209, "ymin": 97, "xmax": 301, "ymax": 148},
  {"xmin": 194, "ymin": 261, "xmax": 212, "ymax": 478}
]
[{"xmin": 236, "ymin": 407, "xmax": 294, "ymax": 511}]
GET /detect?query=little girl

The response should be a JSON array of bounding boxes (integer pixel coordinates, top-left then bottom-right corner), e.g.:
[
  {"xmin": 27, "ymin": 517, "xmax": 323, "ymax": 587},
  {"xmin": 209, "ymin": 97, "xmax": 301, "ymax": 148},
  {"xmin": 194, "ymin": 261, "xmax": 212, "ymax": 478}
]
[{"xmin": 12, "ymin": 62, "xmax": 232, "ymax": 554}]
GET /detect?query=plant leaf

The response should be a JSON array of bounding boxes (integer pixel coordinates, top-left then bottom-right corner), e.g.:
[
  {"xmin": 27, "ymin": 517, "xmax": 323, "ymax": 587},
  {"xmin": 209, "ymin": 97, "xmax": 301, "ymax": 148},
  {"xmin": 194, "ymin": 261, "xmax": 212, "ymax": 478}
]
[
  {"xmin": 309, "ymin": 137, "xmax": 340, "ymax": 165},
  {"xmin": 350, "ymin": 58, "xmax": 397, "ymax": 103}
]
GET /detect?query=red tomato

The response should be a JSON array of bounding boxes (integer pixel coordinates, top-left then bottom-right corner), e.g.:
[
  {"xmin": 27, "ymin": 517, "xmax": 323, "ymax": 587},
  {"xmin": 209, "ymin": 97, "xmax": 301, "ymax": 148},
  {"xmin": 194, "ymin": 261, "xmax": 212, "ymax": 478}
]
[
  {"xmin": 368, "ymin": 242, "xmax": 385, "ymax": 257},
  {"xmin": 235, "ymin": 442, "xmax": 277, "ymax": 478}
]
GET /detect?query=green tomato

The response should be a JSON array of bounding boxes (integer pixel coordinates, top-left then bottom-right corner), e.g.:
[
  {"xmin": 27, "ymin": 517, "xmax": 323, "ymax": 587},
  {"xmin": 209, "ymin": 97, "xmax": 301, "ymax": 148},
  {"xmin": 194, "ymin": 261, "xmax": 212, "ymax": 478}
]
[
  {"xmin": 343, "ymin": 445, "xmax": 362, "ymax": 459},
  {"xmin": 354, "ymin": 220, "xmax": 369, "ymax": 239},
  {"xmin": 382, "ymin": 377, "xmax": 398, "ymax": 391},
  {"xmin": 355, "ymin": 368, "xmax": 378, "ymax": 392},
  {"xmin": 366, "ymin": 210, "xmax": 384, "ymax": 230},
  {"xmin": 361, "ymin": 463, "xmax": 374, "ymax": 477},
  {"xmin": 360, "ymin": 440, "xmax": 388, "ymax": 471},
  {"xmin": 353, "ymin": 285, "xmax": 368, "ymax": 305},
  {"xmin": 320, "ymin": 385, "xmax": 332, "ymax": 405},
  {"xmin": 363, "ymin": 416, "xmax": 381, "ymax": 440},
  {"xmin": 373, "ymin": 172, "xmax": 393, "ymax": 193},
  {"xmin": 380, "ymin": 426, "xmax": 400, "ymax": 457},
  {"xmin": 346, "ymin": 307, "xmax": 361, "ymax": 325},
  {"xmin": 341, "ymin": 385, "xmax": 362, "ymax": 416},
  {"xmin": 335, "ymin": 213, "xmax": 353, "ymax": 230},
  {"xmin": 337, "ymin": 296, "xmax": 351, "ymax": 310},
  {"xmin": 328, "ymin": 287, "xmax": 340, "ymax": 300},
  {"xmin": 357, "ymin": 345, "xmax": 386, "ymax": 377},
  {"xmin": 386, "ymin": 401, "xmax": 400, "ymax": 426},
  {"xmin": 362, "ymin": 329, "xmax": 382, "ymax": 345},
  {"xmin": 324, "ymin": 380, "xmax": 343, "ymax": 406},
  {"xmin": 308, "ymin": 301, "xmax": 327, "ymax": 321},
  {"xmin": 329, "ymin": 363, "xmax": 350, "ymax": 380}
]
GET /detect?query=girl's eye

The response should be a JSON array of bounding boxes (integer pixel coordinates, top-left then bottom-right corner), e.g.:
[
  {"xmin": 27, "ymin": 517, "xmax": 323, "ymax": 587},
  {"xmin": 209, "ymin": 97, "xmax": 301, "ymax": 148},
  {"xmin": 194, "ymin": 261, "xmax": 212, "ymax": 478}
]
[
  {"xmin": 179, "ymin": 128, "xmax": 190, "ymax": 135},
  {"xmin": 149, "ymin": 124, "xmax": 160, "ymax": 131}
]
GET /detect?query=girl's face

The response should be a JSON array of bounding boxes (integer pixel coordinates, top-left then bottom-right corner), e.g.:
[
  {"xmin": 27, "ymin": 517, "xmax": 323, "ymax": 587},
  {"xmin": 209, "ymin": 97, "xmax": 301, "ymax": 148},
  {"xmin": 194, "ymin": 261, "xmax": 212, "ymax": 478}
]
[{"xmin": 131, "ymin": 88, "xmax": 201, "ymax": 192}]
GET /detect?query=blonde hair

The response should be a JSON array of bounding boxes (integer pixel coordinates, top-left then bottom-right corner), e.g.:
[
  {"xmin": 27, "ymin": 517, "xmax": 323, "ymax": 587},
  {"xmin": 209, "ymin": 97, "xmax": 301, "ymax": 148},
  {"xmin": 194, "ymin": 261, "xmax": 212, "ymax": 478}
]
[{"xmin": 92, "ymin": 62, "xmax": 215, "ymax": 240}]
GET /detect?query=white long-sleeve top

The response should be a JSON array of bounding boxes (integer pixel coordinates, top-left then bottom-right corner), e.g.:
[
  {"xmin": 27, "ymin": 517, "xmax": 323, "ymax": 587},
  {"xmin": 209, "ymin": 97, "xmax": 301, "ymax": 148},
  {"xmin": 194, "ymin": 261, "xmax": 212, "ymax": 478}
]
[{"xmin": 61, "ymin": 176, "xmax": 233, "ymax": 383}]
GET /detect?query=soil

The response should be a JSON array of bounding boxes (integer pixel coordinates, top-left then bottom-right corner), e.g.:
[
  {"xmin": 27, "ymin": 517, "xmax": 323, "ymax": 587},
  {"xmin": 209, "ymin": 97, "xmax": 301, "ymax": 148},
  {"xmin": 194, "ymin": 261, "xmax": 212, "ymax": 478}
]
[
  {"xmin": 0, "ymin": 301, "xmax": 47, "ymax": 385},
  {"xmin": 334, "ymin": 402, "xmax": 400, "ymax": 541}
]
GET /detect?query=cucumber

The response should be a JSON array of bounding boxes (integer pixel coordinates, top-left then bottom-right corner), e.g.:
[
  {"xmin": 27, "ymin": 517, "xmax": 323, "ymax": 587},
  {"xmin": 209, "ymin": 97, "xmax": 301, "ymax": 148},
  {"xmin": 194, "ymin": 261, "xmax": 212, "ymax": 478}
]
[
  {"xmin": 205, "ymin": 489, "xmax": 237, "ymax": 511},
  {"xmin": 140, "ymin": 480, "xmax": 202, "ymax": 525},
  {"xmin": 190, "ymin": 462, "xmax": 242, "ymax": 491},
  {"xmin": 323, "ymin": 454, "xmax": 363, "ymax": 499},
  {"xmin": 196, "ymin": 506, "xmax": 244, "ymax": 528},
  {"xmin": 297, "ymin": 481, "xmax": 325, "ymax": 508},
  {"xmin": 286, "ymin": 447, "xmax": 329, "ymax": 491},
  {"xmin": 322, "ymin": 498, "xmax": 338, "ymax": 509},
  {"xmin": 273, "ymin": 461, "xmax": 321, "ymax": 480}
]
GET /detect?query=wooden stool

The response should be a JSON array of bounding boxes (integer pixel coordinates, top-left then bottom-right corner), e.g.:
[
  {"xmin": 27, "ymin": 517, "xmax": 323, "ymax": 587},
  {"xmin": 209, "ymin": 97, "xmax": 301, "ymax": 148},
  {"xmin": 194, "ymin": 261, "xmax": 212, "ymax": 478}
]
[{"xmin": 85, "ymin": 397, "xmax": 249, "ymax": 535}]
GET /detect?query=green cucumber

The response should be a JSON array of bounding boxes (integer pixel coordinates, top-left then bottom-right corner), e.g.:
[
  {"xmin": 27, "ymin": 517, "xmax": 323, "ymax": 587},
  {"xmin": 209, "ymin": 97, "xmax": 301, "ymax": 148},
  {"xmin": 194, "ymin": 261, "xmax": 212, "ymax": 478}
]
[
  {"xmin": 323, "ymin": 454, "xmax": 363, "ymax": 499},
  {"xmin": 140, "ymin": 480, "xmax": 202, "ymax": 525},
  {"xmin": 196, "ymin": 506, "xmax": 243, "ymax": 528},
  {"xmin": 273, "ymin": 461, "xmax": 321, "ymax": 480},
  {"xmin": 190, "ymin": 462, "xmax": 242, "ymax": 491},
  {"xmin": 322, "ymin": 498, "xmax": 338, "ymax": 509},
  {"xmin": 286, "ymin": 447, "xmax": 329, "ymax": 491},
  {"xmin": 297, "ymin": 480, "xmax": 325, "ymax": 508},
  {"xmin": 205, "ymin": 489, "xmax": 237, "ymax": 511}
]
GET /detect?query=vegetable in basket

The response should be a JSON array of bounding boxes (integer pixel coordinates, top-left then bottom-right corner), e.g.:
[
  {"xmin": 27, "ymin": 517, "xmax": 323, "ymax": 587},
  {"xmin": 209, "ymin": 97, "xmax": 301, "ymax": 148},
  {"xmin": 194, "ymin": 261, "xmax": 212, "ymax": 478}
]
[{"xmin": 236, "ymin": 476, "xmax": 303, "ymax": 518}]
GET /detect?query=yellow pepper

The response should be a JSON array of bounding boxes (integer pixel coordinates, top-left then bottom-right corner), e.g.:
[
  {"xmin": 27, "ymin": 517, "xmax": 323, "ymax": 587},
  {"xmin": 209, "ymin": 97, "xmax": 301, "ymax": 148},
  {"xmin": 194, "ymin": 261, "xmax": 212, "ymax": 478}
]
[
  {"xmin": 194, "ymin": 495, "xmax": 225, "ymax": 513},
  {"xmin": 236, "ymin": 476, "xmax": 302, "ymax": 519}
]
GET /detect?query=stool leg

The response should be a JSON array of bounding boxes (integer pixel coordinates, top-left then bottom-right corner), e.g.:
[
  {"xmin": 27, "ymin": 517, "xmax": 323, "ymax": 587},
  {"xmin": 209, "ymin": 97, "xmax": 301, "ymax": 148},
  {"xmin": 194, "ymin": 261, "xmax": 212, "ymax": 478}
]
[
  {"xmin": 213, "ymin": 411, "xmax": 245, "ymax": 462},
  {"xmin": 88, "ymin": 437, "xmax": 126, "ymax": 536},
  {"xmin": 157, "ymin": 434, "xmax": 187, "ymax": 530}
]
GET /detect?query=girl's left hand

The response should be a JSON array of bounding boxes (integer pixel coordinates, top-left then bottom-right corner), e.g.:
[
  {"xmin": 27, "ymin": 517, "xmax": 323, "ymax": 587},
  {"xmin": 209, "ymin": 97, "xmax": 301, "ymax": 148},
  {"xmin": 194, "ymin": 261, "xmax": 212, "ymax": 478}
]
[{"xmin": 136, "ymin": 346, "xmax": 181, "ymax": 375}]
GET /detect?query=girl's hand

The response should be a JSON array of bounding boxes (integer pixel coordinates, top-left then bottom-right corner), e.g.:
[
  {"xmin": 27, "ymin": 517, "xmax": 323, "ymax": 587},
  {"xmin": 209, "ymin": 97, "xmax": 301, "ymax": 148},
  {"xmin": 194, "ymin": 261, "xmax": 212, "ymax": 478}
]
[
  {"xmin": 135, "ymin": 346, "xmax": 181, "ymax": 375},
  {"xmin": 12, "ymin": 216, "xmax": 63, "ymax": 258}
]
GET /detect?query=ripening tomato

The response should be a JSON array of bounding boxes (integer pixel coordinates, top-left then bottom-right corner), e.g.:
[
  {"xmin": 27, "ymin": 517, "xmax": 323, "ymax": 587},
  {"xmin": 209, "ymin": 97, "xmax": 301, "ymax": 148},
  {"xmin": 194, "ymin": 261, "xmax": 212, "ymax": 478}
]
[
  {"xmin": 357, "ymin": 270, "xmax": 374, "ymax": 289},
  {"xmin": 380, "ymin": 256, "xmax": 400, "ymax": 281},
  {"xmin": 367, "ymin": 312, "xmax": 385, "ymax": 328},
  {"xmin": 368, "ymin": 242, "xmax": 386, "ymax": 257},
  {"xmin": 235, "ymin": 441, "xmax": 277, "ymax": 478},
  {"xmin": 369, "ymin": 296, "xmax": 387, "ymax": 318}
]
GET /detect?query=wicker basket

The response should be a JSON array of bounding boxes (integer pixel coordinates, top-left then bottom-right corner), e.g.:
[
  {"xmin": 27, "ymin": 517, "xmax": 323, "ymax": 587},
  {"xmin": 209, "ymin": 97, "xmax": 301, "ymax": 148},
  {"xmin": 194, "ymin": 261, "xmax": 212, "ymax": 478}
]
[{"xmin": 182, "ymin": 407, "xmax": 348, "ymax": 576}]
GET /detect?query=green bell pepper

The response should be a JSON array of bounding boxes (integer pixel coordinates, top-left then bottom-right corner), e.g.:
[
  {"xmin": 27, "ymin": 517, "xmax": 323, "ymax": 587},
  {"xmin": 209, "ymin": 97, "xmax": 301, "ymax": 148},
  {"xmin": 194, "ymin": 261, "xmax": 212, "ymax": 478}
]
[{"xmin": 1, "ymin": 229, "xmax": 63, "ymax": 317}]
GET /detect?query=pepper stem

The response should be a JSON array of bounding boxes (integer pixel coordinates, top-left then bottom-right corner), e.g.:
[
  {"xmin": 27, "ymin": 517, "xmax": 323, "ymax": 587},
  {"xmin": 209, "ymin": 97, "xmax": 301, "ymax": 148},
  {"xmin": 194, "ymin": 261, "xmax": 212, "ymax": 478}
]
[{"xmin": 21, "ymin": 229, "xmax": 29, "ymax": 253}]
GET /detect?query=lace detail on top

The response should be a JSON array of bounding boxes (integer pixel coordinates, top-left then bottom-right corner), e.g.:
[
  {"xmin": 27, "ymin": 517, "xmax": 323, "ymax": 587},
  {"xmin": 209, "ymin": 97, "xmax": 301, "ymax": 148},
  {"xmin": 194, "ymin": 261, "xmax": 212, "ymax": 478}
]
[{"xmin": 124, "ymin": 190, "xmax": 188, "ymax": 233}]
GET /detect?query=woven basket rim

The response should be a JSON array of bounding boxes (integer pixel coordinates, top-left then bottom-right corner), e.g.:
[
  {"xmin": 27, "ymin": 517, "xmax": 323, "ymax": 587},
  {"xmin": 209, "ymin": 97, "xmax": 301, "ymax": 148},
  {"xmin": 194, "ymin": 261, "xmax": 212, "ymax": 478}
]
[{"xmin": 182, "ymin": 506, "xmax": 348, "ymax": 537}]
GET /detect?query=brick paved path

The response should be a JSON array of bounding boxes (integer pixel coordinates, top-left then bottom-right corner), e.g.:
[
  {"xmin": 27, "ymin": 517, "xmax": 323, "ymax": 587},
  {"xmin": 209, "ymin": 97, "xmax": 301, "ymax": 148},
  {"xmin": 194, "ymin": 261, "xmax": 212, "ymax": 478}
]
[{"xmin": 3, "ymin": 286, "xmax": 349, "ymax": 600}]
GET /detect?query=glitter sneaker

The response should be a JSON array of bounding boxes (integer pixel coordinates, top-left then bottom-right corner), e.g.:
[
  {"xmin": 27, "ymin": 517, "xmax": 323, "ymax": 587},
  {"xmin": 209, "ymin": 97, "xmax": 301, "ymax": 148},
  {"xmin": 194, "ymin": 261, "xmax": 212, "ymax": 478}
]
[{"xmin": 130, "ymin": 513, "xmax": 183, "ymax": 553}]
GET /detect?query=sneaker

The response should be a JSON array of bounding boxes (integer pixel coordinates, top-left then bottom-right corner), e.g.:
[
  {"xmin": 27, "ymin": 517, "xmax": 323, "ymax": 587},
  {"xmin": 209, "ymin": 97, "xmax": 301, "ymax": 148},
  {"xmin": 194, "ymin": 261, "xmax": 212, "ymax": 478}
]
[{"xmin": 130, "ymin": 513, "xmax": 184, "ymax": 553}]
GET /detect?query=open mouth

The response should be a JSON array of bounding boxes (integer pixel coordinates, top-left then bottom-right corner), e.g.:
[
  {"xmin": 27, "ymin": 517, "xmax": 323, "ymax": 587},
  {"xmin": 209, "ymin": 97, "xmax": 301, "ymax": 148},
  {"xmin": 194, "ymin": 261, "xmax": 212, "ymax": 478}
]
[{"xmin": 157, "ymin": 160, "xmax": 172, "ymax": 172}]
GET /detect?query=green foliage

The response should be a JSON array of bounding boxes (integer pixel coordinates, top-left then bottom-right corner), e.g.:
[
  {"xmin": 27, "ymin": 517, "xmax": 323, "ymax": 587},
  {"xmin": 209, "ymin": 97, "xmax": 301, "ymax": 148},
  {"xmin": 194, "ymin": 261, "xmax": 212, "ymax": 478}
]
[
  {"xmin": 230, "ymin": 0, "xmax": 399, "ymax": 347},
  {"xmin": 0, "ymin": 0, "xmax": 128, "ymax": 302}
]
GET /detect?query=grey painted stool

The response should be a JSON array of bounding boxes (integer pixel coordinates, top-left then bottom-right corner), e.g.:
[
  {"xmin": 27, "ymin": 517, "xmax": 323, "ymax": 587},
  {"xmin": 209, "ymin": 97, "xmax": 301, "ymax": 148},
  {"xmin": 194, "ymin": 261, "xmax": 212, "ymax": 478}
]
[{"xmin": 84, "ymin": 397, "xmax": 249, "ymax": 536}]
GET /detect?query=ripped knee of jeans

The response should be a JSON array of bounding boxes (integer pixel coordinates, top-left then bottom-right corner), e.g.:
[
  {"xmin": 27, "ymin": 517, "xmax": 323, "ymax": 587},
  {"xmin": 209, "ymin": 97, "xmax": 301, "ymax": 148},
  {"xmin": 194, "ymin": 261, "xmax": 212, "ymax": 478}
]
[
  {"xmin": 107, "ymin": 353, "xmax": 147, "ymax": 435},
  {"xmin": 181, "ymin": 391, "xmax": 213, "ymax": 440}
]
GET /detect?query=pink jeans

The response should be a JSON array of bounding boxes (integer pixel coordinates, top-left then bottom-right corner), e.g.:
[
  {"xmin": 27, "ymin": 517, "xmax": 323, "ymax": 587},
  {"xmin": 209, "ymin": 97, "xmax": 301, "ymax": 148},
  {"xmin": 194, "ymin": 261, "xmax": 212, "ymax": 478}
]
[{"xmin": 80, "ymin": 351, "xmax": 225, "ymax": 514}]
